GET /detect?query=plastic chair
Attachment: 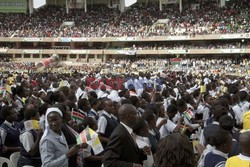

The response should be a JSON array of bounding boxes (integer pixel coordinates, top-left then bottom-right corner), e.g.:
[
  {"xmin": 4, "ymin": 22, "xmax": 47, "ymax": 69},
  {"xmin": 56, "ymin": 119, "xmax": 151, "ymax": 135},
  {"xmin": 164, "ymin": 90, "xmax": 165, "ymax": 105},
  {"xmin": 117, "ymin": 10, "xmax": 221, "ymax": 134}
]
[
  {"xmin": 9, "ymin": 152, "xmax": 20, "ymax": 167},
  {"xmin": 0, "ymin": 157, "xmax": 13, "ymax": 167}
]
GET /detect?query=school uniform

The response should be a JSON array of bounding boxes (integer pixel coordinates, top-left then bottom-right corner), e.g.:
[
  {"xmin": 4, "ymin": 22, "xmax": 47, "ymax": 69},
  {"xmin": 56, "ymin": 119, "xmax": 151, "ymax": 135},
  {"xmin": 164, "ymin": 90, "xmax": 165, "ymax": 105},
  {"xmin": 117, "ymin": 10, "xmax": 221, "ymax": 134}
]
[
  {"xmin": 18, "ymin": 129, "xmax": 41, "ymax": 167},
  {"xmin": 204, "ymin": 149, "xmax": 228, "ymax": 167},
  {"xmin": 0, "ymin": 120, "xmax": 21, "ymax": 158}
]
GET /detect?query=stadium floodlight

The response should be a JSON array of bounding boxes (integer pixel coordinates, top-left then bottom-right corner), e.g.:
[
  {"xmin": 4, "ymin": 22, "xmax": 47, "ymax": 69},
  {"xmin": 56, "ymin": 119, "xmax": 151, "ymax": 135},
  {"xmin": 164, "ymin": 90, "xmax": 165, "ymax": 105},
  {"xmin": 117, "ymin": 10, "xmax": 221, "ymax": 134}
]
[
  {"xmin": 125, "ymin": 0, "xmax": 137, "ymax": 7},
  {"xmin": 33, "ymin": 0, "xmax": 46, "ymax": 9}
]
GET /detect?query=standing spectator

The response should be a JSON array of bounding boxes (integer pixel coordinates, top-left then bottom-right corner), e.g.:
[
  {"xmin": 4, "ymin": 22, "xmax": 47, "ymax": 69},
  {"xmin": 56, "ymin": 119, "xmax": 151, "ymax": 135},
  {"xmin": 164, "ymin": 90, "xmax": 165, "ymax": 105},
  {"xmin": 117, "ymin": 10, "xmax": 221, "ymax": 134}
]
[
  {"xmin": 104, "ymin": 104, "xmax": 148, "ymax": 167},
  {"xmin": 226, "ymin": 131, "xmax": 250, "ymax": 167},
  {"xmin": 97, "ymin": 98, "xmax": 117, "ymax": 148},
  {"xmin": 133, "ymin": 118, "xmax": 154, "ymax": 167},
  {"xmin": 204, "ymin": 129, "xmax": 233, "ymax": 167}
]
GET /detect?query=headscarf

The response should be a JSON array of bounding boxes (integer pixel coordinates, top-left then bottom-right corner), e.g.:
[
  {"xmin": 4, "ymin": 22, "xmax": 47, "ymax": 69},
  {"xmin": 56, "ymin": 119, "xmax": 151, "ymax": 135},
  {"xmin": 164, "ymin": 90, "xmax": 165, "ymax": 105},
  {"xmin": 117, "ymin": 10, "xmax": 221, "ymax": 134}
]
[{"xmin": 41, "ymin": 107, "xmax": 63, "ymax": 140}]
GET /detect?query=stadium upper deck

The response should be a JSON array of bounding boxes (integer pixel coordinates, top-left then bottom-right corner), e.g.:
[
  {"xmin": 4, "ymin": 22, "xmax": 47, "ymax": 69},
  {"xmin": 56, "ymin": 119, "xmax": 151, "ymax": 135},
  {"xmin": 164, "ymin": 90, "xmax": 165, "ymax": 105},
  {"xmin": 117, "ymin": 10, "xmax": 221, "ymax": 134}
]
[
  {"xmin": 0, "ymin": 0, "xmax": 249, "ymax": 38},
  {"xmin": 0, "ymin": 0, "xmax": 249, "ymax": 63}
]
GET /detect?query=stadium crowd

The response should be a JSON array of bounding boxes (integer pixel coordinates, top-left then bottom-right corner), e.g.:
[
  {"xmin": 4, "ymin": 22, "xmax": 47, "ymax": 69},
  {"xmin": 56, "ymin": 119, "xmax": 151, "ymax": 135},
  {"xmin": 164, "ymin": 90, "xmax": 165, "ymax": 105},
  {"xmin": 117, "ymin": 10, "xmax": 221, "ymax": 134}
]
[
  {"xmin": 0, "ymin": 0, "xmax": 249, "ymax": 37},
  {"xmin": 0, "ymin": 57, "xmax": 249, "ymax": 167},
  {"xmin": 114, "ymin": 42, "xmax": 250, "ymax": 50}
]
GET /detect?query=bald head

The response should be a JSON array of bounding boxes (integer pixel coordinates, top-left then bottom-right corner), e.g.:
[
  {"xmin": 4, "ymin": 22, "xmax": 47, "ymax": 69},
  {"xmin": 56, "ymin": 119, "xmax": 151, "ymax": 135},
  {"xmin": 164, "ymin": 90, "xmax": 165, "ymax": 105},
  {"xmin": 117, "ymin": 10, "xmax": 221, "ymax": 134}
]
[
  {"xmin": 119, "ymin": 104, "xmax": 136, "ymax": 116},
  {"xmin": 239, "ymin": 131, "xmax": 250, "ymax": 154},
  {"xmin": 240, "ymin": 131, "xmax": 250, "ymax": 146},
  {"xmin": 119, "ymin": 104, "xmax": 138, "ymax": 128}
]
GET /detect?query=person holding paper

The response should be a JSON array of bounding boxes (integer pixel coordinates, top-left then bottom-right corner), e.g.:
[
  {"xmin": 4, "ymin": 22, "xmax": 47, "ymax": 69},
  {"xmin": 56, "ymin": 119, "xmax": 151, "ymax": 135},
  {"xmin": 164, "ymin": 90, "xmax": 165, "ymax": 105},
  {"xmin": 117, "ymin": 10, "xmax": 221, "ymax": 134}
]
[
  {"xmin": 39, "ymin": 107, "xmax": 80, "ymax": 167},
  {"xmin": 18, "ymin": 108, "xmax": 42, "ymax": 167}
]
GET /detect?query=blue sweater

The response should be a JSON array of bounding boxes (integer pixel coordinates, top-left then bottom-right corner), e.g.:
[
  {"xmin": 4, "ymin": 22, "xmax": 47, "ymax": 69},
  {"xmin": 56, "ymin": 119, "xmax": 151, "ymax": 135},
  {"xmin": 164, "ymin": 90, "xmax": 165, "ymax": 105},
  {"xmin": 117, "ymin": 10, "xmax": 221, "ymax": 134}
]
[{"xmin": 204, "ymin": 151, "xmax": 227, "ymax": 167}]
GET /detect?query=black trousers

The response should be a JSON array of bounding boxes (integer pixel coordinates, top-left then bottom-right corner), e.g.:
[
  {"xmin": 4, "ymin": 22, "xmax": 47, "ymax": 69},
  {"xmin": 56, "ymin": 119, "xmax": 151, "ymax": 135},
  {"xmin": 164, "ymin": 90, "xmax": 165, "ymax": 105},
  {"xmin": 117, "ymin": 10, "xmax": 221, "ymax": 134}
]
[{"xmin": 17, "ymin": 156, "xmax": 42, "ymax": 167}]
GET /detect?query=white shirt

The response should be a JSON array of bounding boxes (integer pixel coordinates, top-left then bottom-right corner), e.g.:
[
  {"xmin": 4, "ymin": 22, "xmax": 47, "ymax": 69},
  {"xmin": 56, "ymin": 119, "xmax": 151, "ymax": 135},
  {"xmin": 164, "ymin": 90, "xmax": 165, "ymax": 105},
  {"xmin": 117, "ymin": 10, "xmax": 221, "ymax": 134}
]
[
  {"xmin": 196, "ymin": 104, "xmax": 211, "ymax": 121},
  {"xmin": 198, "ymin": 144, "xmax": 214, "ymax": 167},
  {"xmin": 20, "ymin": 131, "xmax": 35, "ymax": 153},
  {"xmin": 97, "ymin": 111, "xmax": 112, "ymax": 134},
  {"xmin": 159, "ymin": 119, "xmax": 177, "ymax": 139},
  {"xmin": 76, "ymin": 87, "xmax": 88, "ymax": 100},
  {"xmin": 240, "ymin": 101, "xmax": 250, "ymax": 113},
  {"xmin": 135, "ymin": 136, "xmax": 154, "ymax": 167},
  {"xmin": 120, "ymin": 122, "xmax": 133, "ymax": 135},
  {"xmin": 232, "ymin": 104, "xmax": 243, "ymax": 125},
  {"xmin": 98, "ymin": 90, "xmax": 109, "ymax": 99},
  {"xmin": 173, "ymin": 112, "xmax": 199, "ymax": 129}
]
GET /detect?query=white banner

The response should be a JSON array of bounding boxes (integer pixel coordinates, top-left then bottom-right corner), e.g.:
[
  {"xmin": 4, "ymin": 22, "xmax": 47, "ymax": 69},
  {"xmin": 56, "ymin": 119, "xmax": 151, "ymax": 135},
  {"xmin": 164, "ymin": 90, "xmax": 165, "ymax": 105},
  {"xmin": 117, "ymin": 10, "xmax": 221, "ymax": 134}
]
[
  {"xmin": 117, "ymin": 50, "xmax": 136, "ymax": 55},
  {"xmin": 220, "ymin": 49, "xmax": 245, "ymax": 53},
  {"xmin": 219, "ymin": 34, "xmax": 243, "ymax": 39},
  {"xmin": 60, "ymin": 38, "xmax": 71, "ymax": 42},
  {"xmin": 23, "ymin": 50, "xmax": 42, "ymax": 54},
  {"xmin": 0, "ymin": 48, "xmax": 8, "ymax": 53},
  {"xmin": 23, "ymin": 38, "xmax": 43, "ymax": 42},
  {"xmin": 168, "ymin": 50, "xmax": 187, "ymax": 54},
  {"xmin": 116, "ymin": 37, "xmax": 136, "ymax": 41},
  {"xmin": 167, "ymin": 36, "xmax": 188, "ymax": 40},
  {"xmin": 69, "ymin": 50, "xmax": 90, "ymax": 54},
  {"xmin": 162, "ymin": 0, "xmax": 179, "ymax": 4},
  {"xmin": 71, "ymin": 38, "xmax": 88, "ymax": 41}
]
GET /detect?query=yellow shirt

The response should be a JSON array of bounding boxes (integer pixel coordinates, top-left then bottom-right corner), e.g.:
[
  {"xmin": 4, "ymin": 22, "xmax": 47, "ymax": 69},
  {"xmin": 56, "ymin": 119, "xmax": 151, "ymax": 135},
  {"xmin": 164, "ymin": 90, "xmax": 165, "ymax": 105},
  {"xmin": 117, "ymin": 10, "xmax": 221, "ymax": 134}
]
[
  {"xmin": 226, "ymin": 154, "xmax": 250, "ymax": 167},
  {"xmin": 243, "ymin": 111, "xmax": 250, "ymax": 130}
]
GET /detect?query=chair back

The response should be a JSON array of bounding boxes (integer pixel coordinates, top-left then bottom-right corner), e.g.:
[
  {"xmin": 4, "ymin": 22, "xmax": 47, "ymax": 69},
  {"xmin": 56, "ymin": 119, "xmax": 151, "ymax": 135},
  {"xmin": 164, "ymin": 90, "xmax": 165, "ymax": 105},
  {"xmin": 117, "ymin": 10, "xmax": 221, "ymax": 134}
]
[
  {"xmin": 0, "ymin": 157, "xmax": 13, "ymax": 167},
  {"xmin": 9, "ymin": 152, "xmax": 20, "ymax": 167}
]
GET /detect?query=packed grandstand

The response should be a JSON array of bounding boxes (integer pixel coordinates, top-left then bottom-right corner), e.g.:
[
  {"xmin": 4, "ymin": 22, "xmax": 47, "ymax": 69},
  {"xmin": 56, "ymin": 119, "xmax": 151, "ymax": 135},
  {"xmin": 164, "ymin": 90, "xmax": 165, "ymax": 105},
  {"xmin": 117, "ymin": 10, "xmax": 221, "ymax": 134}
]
[{"xmin": 0, "ymin": 0, "xmax": 250, "ymax": 167}]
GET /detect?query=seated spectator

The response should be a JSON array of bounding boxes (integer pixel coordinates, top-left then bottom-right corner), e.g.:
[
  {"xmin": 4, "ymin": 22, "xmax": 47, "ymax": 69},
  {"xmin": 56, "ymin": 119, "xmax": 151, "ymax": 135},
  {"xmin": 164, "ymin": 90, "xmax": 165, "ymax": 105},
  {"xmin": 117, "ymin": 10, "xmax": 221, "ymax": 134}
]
[
  {"xmin": 0, "ymin": 106, "xmax": 21, "ymax": 158},
  {"xmin": 18, "ymin": 108, "xmax": 42, "ymax": 167},
  {"xmin": 39, "ymin": 107, "xmax": 80, "ymax": 167}
]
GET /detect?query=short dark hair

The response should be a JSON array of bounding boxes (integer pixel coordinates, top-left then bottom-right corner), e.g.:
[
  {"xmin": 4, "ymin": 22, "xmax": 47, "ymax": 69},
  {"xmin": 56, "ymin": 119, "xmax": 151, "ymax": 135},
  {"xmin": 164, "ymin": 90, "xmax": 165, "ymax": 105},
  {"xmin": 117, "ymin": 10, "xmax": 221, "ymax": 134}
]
[
  {"xmin": 207, "ymin": 129, "xmax": 231, "ymax": 148},
  {"xmin": 133, "ymin": 118, "xmax": 147, "ymax": 135},
  {"xmin": 1, "ymin": 106, "xmax": 13, "ymax": 120},
  {"xmin": 167, "ymin": 104, "xmax": 178, "ymax": 114},
  {"xmin": 219, "ymin": 115, "xmax": 234, "ymax": 131},
  {"xmin": 90, "ymin": 98, "xmax": 100, "ymax": 107},
  {"xmin": 142, "ymin": 110, "xmax": 155, "ymax": 123},
  {"xmin": 24, "ymin": 108, "xmax": 38, "ymax": 120},
  {"xmin": 78, "ymin": 98, "xmax": 89, "ymax": 110},
  {"xmin": 176, "ymin": 99, "xmax": 186, "ymax": 108}
]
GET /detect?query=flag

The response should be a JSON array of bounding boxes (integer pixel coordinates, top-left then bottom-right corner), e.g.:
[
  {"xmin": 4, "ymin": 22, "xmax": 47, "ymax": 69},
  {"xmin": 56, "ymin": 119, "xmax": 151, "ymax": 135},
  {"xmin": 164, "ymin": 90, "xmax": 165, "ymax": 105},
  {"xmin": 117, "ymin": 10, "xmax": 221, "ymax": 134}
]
[
  {"xmin": 5, "ymin": 85, "xmax": 12, "ymax": 94},
  {"xmin": 77, "ymin": 126, "xmax": 104, "ymax": 155},
  {"xmin": 77, "ymin": 130, "xmax": 87, "ymax": 144},
  {"xmin": 180, "ymin": 125, "xmax": 188, "ymax": 134},
  {"xmin": 183, "ymin": 109, "xmax": 193, "ymax": 121},
  {"xmin": 71, "ymin": 111, "xmax": 85, "ymax": 122},
  {"xmin": 59, "ymin": 80, "xmax": 65, "ymax": 87},
  {"xmin": 24, "ymin": 120, "xmax": 40, "ymax": 131},
  {"xmin": 200, "ymin": 85, "xmax": 206, "ymax": 93}
]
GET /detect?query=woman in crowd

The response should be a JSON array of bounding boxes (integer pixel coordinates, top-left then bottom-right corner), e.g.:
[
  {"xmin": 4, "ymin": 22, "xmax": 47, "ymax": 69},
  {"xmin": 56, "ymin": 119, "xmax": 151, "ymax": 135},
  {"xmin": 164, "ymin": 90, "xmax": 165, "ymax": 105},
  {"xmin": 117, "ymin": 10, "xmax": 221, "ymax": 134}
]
[
  {"xmin": 154, "ymin": 133, "xmax": 196, "ymax": 167},
  {"xmin": 39, "ymin": 107, "xmax": 80, "ymax": 167},
  {"xmin": 133, "ymin": 118, "xmax": 154, "ymax": 167},
  {"xmin": 18, "ymin": 108, "xmax": 42, "ymax": 167}
]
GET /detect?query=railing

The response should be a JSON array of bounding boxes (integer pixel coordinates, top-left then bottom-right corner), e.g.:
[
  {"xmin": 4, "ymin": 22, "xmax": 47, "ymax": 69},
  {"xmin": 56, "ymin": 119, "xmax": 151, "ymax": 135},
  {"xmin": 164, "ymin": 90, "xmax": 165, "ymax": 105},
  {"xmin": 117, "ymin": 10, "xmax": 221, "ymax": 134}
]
[
  {"xmin": 0, "ymin": 33, "xmax": 249, "ymax": 42},
  {"xmin": 1, "ymin": 48, "xmax": 250, "ymax": 55}
]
